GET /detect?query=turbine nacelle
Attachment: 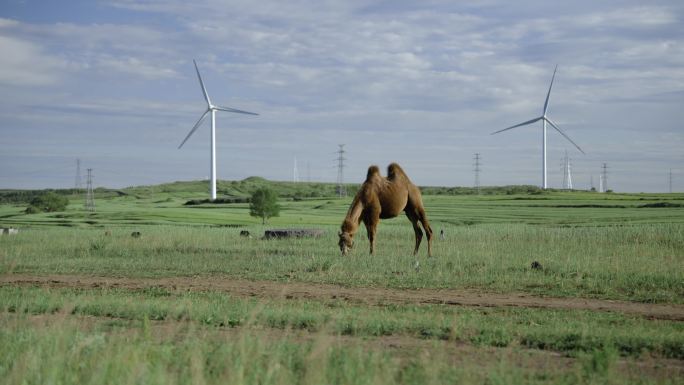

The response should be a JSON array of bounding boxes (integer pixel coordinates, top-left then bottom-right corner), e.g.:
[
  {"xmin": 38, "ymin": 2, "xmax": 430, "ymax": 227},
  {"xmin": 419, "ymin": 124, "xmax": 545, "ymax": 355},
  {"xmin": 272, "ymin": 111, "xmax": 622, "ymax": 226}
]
[{"xmin": 178, "ymin": 60, "xmax": 258, "ymax": 149}]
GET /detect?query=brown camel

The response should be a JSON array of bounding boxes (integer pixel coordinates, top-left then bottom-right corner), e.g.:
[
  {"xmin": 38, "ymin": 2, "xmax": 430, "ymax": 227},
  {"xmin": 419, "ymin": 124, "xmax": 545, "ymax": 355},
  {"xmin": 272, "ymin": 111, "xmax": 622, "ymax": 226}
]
[{"xmin": 338, "ymin": 163, "xmax": 433, "ymax": 258}]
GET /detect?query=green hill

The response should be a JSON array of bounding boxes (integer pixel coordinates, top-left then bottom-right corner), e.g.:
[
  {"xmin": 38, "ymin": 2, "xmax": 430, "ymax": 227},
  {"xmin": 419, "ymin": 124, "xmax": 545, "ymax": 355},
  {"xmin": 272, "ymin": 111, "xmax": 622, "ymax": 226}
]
[{"xmin": 1, "ymin": 178, "xmax": 682, "ymax": 229}]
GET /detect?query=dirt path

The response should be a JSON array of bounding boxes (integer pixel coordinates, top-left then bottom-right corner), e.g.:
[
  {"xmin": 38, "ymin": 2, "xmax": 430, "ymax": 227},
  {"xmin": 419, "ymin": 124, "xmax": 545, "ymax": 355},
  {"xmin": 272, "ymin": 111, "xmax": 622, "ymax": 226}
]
[{"xmin": 2, "ymin": 273, "xmax": 683, "ymax": 321}]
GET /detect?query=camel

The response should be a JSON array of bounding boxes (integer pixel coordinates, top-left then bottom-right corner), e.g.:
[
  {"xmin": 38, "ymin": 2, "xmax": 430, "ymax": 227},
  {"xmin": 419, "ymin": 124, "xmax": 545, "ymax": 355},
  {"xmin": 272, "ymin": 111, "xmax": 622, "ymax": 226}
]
[{"xmin": 338, "ymin": 163, "xmax": 433, "ymax": 259}]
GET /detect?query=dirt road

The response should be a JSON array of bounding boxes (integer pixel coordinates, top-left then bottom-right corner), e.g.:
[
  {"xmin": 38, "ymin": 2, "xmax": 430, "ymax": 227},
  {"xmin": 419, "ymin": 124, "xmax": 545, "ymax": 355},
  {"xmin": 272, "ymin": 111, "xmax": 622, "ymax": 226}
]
[{"xmin": 2, "ymin": 273, "xmax": 683, "ymax": 321}]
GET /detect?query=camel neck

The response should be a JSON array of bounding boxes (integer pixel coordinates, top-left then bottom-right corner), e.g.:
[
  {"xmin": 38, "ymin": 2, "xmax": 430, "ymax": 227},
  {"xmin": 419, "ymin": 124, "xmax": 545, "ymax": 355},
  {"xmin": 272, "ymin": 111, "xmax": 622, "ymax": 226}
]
[{"xmin": 341, "ymin": 197, "xmax": 363, "ymax": 235}]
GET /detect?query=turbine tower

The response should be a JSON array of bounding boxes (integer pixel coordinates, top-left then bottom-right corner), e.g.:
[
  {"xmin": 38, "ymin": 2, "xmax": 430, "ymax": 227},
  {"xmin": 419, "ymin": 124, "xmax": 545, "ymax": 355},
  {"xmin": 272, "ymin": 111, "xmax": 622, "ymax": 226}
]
[
  {"xmin": 178, "ymin": 60, "xmax": 258, "ymax": 201},
  {"xmin": 561, "ymin": 150, "xmax": 573, "ymax": 190},
  {"xmin": 492, "ymin": 65, "xmax": 585, "ymax": 189}
]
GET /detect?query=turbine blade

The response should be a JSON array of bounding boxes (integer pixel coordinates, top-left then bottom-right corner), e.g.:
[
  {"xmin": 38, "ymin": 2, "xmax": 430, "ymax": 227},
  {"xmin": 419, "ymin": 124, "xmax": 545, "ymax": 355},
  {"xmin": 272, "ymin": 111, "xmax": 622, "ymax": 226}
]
[
  {"xmin": 178, "ymin": 109, "xmax": 210, "ymax": 149},
  {"xmin": 543, "ymin": 65, "xmax": 558, "ymax": 116},
  {"xmin": 193, "ymin": 59, "xmax": 211, "ymax": 107},
  {"xmin": 491, "ymin": 116, "xmax": 543, "ymax": 135},
  {"xmin": 214, "ymin": 105, "xmax": 259, "ymax": 116},
  {"xmin": 545, "ymin": 117, "xmax": 585, "ymax": 154}
]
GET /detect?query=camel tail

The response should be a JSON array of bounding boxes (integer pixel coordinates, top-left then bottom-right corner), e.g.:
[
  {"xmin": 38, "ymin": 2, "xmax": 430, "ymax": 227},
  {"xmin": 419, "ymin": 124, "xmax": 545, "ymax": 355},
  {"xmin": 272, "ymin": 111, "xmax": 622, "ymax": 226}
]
[
  {"xmin": 387, "ymin": 162, "xmax": 408, "ymax": 181},
  {"xmin": 366, "ymin": 165, "xmax": 381, "ymax": 181}
]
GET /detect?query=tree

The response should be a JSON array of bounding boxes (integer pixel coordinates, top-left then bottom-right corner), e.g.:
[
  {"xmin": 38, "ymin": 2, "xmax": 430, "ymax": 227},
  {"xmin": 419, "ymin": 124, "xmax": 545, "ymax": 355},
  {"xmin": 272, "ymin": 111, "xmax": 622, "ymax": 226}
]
[
  {"xmin": 26, "ymin": 191, "xmax": 69, "ymax": 214},
  {"xmin": 249, "ymin": 188, "xmax": 280, "ymax": 224}
]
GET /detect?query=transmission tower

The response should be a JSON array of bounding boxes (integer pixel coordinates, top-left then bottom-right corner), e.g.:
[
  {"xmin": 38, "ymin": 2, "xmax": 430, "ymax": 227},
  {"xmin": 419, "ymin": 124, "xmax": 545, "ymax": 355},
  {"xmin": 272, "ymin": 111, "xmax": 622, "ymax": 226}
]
[
  {"xmin": 74, "ymin": 158, "xmax": 82, "ymax": 191},
  {"xmin": 293, "ymin": 157, "xmax": 299, "ymax": 183},
  {"xmin": 560, "ymin": 151, "xmax": 572, "ymax": 190},
  {"xmin": 85, "ymin": 168, "xmax": 95, "ymax": 212},
  {"xmin": 601, "ymin": 163, "xmax": 608, "ymax": 192},
  {"xmin": 335, "ymin": 144, "xmax": 347, "ymax": 197},
  {"xmin": 473, "ymin": 153, "xmax": 481, "ymax": 194},
  {"xmin": 669, "ymin": 169, "xmax": 673, "ymax": 193}
]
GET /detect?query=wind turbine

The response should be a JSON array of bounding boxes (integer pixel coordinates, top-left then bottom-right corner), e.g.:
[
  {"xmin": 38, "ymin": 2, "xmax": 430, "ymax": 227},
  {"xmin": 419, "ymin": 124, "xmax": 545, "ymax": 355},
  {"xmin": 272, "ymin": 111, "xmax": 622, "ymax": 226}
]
[
  {"xmin": 178, "ymin": 60, "xmax": 258, "ymax": 200},
  {"xmin": 491, "ymin": 65, "xmax": 584, "ymax": 189}
]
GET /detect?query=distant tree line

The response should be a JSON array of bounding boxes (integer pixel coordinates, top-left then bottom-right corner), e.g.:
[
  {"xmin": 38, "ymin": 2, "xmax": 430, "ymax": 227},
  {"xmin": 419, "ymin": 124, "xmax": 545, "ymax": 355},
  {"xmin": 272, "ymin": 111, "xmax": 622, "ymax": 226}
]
[
  {"xmin": 184, "ymin": 197, "xmax": 251, "ymax": 205},
  {"xmin": 0, "ymin": 188, "xmax": 123, "ymax": 204},
  {"xmin": 419, "ymin": 185, "xmax": 545, "ymax": 195},
  {"xmin": 0, "ymin": 189, "xmax": 78, "ymax": 204}
]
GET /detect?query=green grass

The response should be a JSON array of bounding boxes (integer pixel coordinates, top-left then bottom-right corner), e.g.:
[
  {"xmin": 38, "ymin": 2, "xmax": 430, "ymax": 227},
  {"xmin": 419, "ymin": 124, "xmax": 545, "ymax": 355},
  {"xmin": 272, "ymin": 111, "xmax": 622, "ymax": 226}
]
[
  {"xmin": 5, "ymin": 314, "xmax": 669, "ymax": 385},
  {"xmin": 2, "ymin": 286, "xmax": 682, "ymax": 359},
  {"xmin": 2, "ymin": 223, "xmax": 682, "ymax": 302}
]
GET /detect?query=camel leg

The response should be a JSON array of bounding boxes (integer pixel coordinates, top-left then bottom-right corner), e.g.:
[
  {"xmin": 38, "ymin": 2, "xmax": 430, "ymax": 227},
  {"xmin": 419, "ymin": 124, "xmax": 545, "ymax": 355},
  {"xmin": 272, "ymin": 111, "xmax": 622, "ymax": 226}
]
[
  {"xmin": 405, "ymin": 211, "xmax": 423, "ymax": 255},
  {"xmin": 364, "ymin": 221, "xmax": 376, "ymax": 255},
  {"xmin": 363, "ymin": 211, "xmax": 379, "ymax": 255},
  {"xmin": 417, "ymin": 209, "xmax": 433, "ymax": 258}
]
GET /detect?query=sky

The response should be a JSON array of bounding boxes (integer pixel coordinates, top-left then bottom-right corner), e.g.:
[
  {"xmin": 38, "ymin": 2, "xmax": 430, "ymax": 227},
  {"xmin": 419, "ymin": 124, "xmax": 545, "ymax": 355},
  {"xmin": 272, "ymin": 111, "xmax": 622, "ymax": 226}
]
[{"xmin": 0, "ymin": 0, "xmax": 682, "ymax": 192}]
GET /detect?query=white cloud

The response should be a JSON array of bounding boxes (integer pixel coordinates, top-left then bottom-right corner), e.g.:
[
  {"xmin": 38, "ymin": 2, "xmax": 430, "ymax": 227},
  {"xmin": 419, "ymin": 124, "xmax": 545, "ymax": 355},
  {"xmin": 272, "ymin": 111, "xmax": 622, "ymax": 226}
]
[
  {"xmin": 0, "ymin": 18, "xmax": 19, "ymax": 28},
  {"xmin": 95, "ymin": 56, "xmax": 179, "ymax": 79},
  {"xmin": 47, "ymin": 22, "xmax": 172, "ymax": 55},
  {"xmin": 577, "ymin": 6, "xmax": 677, "ymax": 28},
  {"xmin": 0, "ymin": 35, "xmax": 67, "ymax": 86}
]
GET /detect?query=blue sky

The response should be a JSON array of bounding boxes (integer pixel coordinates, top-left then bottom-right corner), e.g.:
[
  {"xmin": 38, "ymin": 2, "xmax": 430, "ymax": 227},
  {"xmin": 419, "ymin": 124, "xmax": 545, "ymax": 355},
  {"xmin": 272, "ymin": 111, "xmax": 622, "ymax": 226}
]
[{"xmin": 0, "ymin": 0, "xmax": 682, "ymax": 192}]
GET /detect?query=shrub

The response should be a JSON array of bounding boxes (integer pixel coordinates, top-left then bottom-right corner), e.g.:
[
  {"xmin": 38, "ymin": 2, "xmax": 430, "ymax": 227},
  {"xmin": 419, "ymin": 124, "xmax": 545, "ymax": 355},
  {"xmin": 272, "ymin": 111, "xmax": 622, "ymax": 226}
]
[
  {"xmin": 26, "ymin": 192, "xmax": 68, "ymax": 213},
  {"xmin": 25, "ymin": 205, "xmax": 42, "ymax": 214}
]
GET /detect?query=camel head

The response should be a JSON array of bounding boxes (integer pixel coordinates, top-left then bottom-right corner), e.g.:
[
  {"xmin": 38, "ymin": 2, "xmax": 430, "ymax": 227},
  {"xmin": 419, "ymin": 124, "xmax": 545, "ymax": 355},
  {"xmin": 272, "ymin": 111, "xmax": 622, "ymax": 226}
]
[{"xmin": 338, "ymin": 231, "xmax": 354, "ymax": 255}]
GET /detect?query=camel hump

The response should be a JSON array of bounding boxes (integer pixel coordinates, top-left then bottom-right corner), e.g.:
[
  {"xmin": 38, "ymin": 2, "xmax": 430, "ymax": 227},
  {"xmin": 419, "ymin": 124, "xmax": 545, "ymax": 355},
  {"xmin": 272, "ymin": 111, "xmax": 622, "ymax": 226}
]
[
  {"xmin": 366, "ymin": 165, "xmax": 381, "ymax": 181},
  {"xmin": 387, "ymin": 163, "xmax": 407, "ymax": 181}
]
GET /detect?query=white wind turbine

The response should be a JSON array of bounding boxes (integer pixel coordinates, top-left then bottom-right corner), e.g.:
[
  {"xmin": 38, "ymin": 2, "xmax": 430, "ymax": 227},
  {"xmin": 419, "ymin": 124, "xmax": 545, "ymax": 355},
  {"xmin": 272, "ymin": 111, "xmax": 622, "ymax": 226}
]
[
  {"xmin": 492, "ymin": 65, "xmax": 584, "ymax": 189},
  {"xmin": 178, "ymin": 60, "xmax": 258, "ymax": 200}
]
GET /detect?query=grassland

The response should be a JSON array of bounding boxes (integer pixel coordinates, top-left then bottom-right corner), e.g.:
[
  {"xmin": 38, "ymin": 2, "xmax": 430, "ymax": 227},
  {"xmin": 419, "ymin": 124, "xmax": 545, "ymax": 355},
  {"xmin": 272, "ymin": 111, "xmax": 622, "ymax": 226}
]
[
  {"xmin": 1, "ymin": 179, "xmax": 683, "ymax": 384},
  {"xmin": 1, "ymin": 224, "xmax": 682, "ymax": 303}
]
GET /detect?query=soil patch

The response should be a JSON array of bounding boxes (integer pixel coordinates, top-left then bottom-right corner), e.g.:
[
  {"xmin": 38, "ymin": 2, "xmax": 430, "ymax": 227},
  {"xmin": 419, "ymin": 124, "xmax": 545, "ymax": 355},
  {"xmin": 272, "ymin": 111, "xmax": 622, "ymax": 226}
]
[{"xmin": 2, "ymin": 273, "xmax": 683, "ymax": 321}]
